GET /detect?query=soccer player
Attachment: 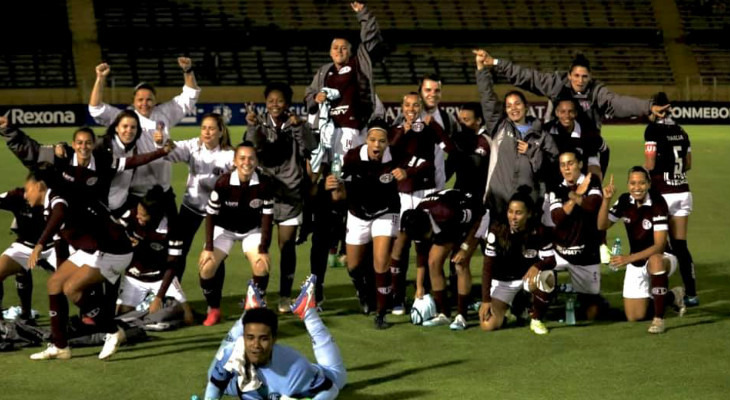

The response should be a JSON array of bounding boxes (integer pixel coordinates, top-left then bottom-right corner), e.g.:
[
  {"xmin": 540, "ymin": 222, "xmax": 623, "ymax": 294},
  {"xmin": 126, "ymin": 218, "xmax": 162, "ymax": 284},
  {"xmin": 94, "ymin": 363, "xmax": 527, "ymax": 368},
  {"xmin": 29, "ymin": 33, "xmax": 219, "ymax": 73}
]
[
  {"xmin": 597, "ymin": 168, "xmax": 686, "ymax": 334},
  {"xmin": 549, "ymin": 150, "xmax": 604, "ymax": 320},
  {"xmin": 643, "ymin": 93, "xmax": 698, "ymax": 307},
  {"xmin": 450, "ymin": 102, "xmax": 491, "ymax": 201},
  {"xmin": 202, "ymin": 276, "xmax": 346, "ymax": 400},
  {"xmin": 475, "ymin": 50, "xmax": 558, "ymax": 219},
  {"xmin": 0, "ymin": 185, "xmax": 57, "ymax": 323},
  {"xmin": 325, "ymin": 120, "xmax": 401, "ymax": 329},
  {"xmin": 116, "ymin": 186, "xmax": 194, "ymax": 325},
  {"xmin": 480, "ymin": 190, "xmax": 556, "ymax": 335},
  {"xmin": 163, "ymin": 113, "xmax": 234, "ymax": 323},
  {"xmin": 198, "ymin": 142, "xmax": 274, "ymax": 325},
  {"xmin": 392, "ymin": 189, "xmax": 483, "ymax": 330},
  {"xmin": 246, "ymin": 82, "xmax": 316, "ymax": 313},
  {"xmin": 304, "ymin": 1, "xmax": 384, "ymax": 173}
]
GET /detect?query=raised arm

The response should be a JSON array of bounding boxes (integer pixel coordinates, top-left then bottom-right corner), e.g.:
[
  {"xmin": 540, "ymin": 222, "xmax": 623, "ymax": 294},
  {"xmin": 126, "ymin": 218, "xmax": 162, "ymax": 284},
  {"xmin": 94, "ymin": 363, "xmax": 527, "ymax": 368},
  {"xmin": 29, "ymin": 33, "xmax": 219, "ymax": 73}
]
[
  {"xmin": 353, "ymin": 2, "xmax": 383, "ymax": 55},
  {"xmin": 490, "ymin": 55, "xmax": 565, "ymax": 98},
  {"xmin": 594, "ymin": 84, "xmax": 654, "ymax": 120},
  {"xmin": 474, "ymin": 51, "xmax": 502, "ymax": 136},
  {"xmin": 0, "ymin": 117, "xmax": 56, "ymax": 167},
  {"xmin": 89, "ymin": 63, "xmax": 110, "ymax": 107},
  {"xmin": 597, "ymin": 175, "xmax": 615, "ymax": 231},
  {"xmin": 178, "ymin": 57, "xmax": 198, "ymax": 90}
]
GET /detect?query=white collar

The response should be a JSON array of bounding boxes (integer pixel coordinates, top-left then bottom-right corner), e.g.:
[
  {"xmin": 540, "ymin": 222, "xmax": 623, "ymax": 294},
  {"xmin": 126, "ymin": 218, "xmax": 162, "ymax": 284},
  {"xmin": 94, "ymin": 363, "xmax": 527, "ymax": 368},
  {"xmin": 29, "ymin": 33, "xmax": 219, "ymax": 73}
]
[
  {"xmin": 571, "ymin": 121, "xmax": 582, "ymax": 138},
  {"xmin": 562, "ymin": 173, "xmax": 585, "ymax": 187},
  {"xmin": 629, "ymin": 194, "xmax": 653, "ymax": 207},
  {"xmin": 230, "ymin": 170, "xmax": 259, "ymax": 186},
  {"xmin": 72, "ymin": 153, "xmax": 96, "ymax": 170},
  {"xmin": 359, "ymin": 145, "xmax": 392, "ymax": 163}
]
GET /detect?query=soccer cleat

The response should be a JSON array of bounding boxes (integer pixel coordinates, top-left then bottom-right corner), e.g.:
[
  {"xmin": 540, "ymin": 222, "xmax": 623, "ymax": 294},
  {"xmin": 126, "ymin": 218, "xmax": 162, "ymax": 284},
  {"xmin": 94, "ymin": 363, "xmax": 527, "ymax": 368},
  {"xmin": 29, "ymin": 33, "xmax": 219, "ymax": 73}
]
[
  {"xmin": 671, "ymin": 287, "xmax": 687, "ymax": 317},
  {"xmin": 374, "ymin": 314, "xmax": 391, "ymax": 330},
  {"xmin": 278, "ymin": 297, "xmax": 292, "ymax": 314},
  {"xmin": 530, "ymin": 319, "xmax": 549, "ymax": 335},
  {"xmin": 291, "ymin": 275, "xmax": 317, "ymax": 320},
  {"xmin": 244, "ymin": 280, "xmax": 267, "ymax": 311},
  {"xmin": 422, "ymin": 313, "xmax": 450, "ymax": 327},
  {"xmin": 99, "ymin": 328, "xmax": 125, "ymax": 360},
  {"xmin": 203, "ymin": 308, "xmax": 221, "ymax": 326},
  {"xmin": 30, "ymin": 344, "xmax": 71, "ymax": 360},
  {"xmin": 647, "ymin": 317, "xmax": 665, "ymax": 334},
  {"xmin": 684, "ymin": 295, "xmax": 700, "ymax": 308},
  {"xmin": 391, "ymin": 304, "xmax": 405, "ymax": 316},
  {"xmin": 449, "ymin": 314, "xmax": 467, "ymax": 331},
  {"xmin": 599, "ymin": 243, "xmax": 611, "ymax": 264}
]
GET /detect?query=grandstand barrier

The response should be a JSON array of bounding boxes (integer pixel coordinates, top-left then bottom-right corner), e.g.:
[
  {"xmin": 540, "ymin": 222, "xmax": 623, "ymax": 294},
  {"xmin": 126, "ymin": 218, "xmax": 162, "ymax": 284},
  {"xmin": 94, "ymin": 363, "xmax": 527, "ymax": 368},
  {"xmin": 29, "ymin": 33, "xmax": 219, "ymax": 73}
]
[{"xmin": 3, "ymin": 101, "xmax": 730, "ymax": 128}]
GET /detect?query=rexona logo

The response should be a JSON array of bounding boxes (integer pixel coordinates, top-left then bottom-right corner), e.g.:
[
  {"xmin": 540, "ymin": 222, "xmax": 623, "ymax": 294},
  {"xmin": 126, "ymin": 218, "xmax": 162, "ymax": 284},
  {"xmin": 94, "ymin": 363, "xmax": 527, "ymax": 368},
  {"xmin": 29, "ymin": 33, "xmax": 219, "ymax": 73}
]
[{"xmin": 9, "ymin": 108, "xmax": 76, "ymax": 125}]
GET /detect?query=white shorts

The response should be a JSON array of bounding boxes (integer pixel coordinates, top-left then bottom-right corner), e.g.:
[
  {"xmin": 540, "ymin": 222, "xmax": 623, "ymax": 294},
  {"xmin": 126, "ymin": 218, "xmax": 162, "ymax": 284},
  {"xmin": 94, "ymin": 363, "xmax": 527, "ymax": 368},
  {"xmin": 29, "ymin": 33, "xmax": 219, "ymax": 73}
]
[
  {"xmin": 277, "ymin": 212, "xmax": 303, "ymax": 227},
  {"xmin": 213, "ymin": 226, "xmax": 262, "ymax": 255},
  {"xmin": 2, "ymin": 242, "xmax": 57, "ymax": 270},
  {"xmin": 398, "ymin": 189, "xmax": 435, "ymax": 217},
  {"xmin": 67, "ymin": 250, "xmax": 133, "ymax": 284},
  {"xmin": 662, "ymin": 192, "xmax": 692, "ymax": 217},
  {"xmin": 117, "ymin": 275, "xmax": 187, "ymax": 307},
  {"xmin": 489, "ymin": 279, "xmax": 524, "ymax": 305},
  {"xmin": 345, "ymin": 212, "xmax": 399, "ymax": 245},
  {"xmin": 553, "ymin": 253, "xmax": 601, "ymax": 294},
  {"xmin": 623, "ymin": 252, "xmax": 678, "ymax": 299}
]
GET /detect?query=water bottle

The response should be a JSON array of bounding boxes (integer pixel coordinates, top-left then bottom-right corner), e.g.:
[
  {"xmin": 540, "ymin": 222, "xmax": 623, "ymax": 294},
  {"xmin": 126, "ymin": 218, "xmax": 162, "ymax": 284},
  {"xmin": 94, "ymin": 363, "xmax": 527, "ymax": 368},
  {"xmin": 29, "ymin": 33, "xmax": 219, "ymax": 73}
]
[
  {"xmin": 331, "ymin": 156, "xmax": 343, "ymax": 181},
  {"xmin": 609, "ymin": 237, "xmax": 622, "ymax": 272},
  {"xmin": 565, "ymin": 294, "xmax": 576, "ymax": 325}
]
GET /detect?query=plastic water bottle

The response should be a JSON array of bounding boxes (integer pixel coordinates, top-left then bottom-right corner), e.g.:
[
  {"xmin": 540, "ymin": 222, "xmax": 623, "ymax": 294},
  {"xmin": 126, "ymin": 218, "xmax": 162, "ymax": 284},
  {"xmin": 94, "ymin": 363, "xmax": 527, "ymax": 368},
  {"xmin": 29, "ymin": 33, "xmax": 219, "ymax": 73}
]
[
  {"xmin": 565, "ymin": 294, "xmax": 576, "ymax": 325},
  {"xmin": 331, "ymin": 156, "xmax": 343, "ymax": 181},
  {"xmin": 609, "ymin": 237, "xmax": 622, "ymax": 272}
]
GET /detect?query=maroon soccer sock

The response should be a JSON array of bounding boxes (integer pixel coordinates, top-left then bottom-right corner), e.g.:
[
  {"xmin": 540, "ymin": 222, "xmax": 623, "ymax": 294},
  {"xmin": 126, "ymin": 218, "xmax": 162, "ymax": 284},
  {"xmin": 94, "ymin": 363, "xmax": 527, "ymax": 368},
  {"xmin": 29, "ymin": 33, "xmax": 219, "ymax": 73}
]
[
  {"xmin": 531, "ymin": 289, "xmax": 552, "ymax": 320},
  {"xmin": 49, "ymin": 293, "xmax": 69, "ymax": 348},
  {"xmin": 252, "ymin": 273, "xmax": 269, "ymax": 295},
  {"xmin": 432, "ymin": 290, "xmax": 450, "ymax": 317},
  {"xmin": 375, "ymin": 272, "xmax": 392, "ymax": 316},
  {"xmin": 15, "ymin": 271, "xmax": 33, "ymax": 318},
  {"xmin": 457, "ymin": 294, "xmax": 470, "ymax": 318},
  {"xmin": 388, "ymin": 258, "xmax": 403, "ymax": 305},
  {"xmin": 650, "ymin": 273, "xmax": 669, "ymax": 319},
  {"xmin": 200, "ymin": 272, "xmax": 223, "ymax": 309}
]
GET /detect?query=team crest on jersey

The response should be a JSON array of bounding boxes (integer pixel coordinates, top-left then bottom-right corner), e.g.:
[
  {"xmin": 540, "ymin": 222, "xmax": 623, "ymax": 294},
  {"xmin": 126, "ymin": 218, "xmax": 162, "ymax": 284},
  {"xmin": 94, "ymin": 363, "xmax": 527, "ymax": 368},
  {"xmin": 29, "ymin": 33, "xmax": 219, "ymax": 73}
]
[
  {"xmin": 475, "ymin": 147, "xmax": 486, "ymax": 156},
  {"xmin": 379, "ymin": 173, "xmax": 394, "ymax": 184},
  {"xmin": 338, "ymin": 66, "xmax": 352, "ymax": 74},
  {"xmin": 86, "ymin": 176, "xmax": 98, "ymax": 186},
  {"xmin": 150, "ymin": 242, "xmax": 164, "ymax": 251},
  {"xmin": 487, "ymin": 232, "xmax": 496, "ymax": 244},
  {"xmin": 249, "ymin": 199, "xmax": 263, "ymax": 208},
  {"xmin": 411, "ymin": 122, "xmax": 425, "ymax": 132},
  {"xmin": 523, "ymin": 249, "xmax": 538, "ymax": 258},
  {"xmin": 642, "ymin": 219, "xmax": 652, "ymax": 230},
  {"xmin": 210, "ymin": 191, "xmax": 219, "ymax": 202}
]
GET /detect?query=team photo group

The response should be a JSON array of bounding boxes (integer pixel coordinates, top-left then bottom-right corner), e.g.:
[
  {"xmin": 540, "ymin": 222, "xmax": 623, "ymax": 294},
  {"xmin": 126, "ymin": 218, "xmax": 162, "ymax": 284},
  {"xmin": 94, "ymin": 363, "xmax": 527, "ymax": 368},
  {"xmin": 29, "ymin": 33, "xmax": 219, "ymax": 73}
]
[{"xmin": 0, "ymin": 2, "xmax": 702, "ymax": 399}]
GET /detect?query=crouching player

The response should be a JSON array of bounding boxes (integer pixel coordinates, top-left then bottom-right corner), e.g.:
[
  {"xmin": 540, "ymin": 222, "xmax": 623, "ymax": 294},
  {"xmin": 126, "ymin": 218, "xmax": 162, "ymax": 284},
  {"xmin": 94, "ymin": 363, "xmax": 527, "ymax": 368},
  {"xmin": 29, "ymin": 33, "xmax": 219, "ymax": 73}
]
[
  {"xmin": 391, "ymin": 189, "xmax": 482, "ymax": 330},
  {"xmin": 480, "ymin": 190, "xmax": 556, "ymax": 335},
  {"xmin": 598, "ymin": 169, "xmax": 686, "ymax": 334},
  {"xmin": 202, "ymin": 275, "xmax": 347, "ymax": 400},
  {"xmin": 116, "ymin": 186, "xmax": 193, "ymax": 325}
]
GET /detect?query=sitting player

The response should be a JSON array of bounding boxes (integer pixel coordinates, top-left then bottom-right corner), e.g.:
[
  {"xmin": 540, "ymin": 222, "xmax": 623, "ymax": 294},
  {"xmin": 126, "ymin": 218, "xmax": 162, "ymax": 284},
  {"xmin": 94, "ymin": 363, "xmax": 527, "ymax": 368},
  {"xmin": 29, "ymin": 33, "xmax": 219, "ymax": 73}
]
[
  {"xmin": 116, "ymin": 186, "xmax": 193, "ymax": 325},
  {"xmin": 598, "ymin": 168, "xmax": 686, "ymax": 333},
  {"xmin": 391, "ymin": 189, "xmax": 483, "ymax": 330},
  {"xmin": 202, "ymin": 275, "xmax": 347, "ymax": 400},
  {"xmin": 480, "ymin": 189, "xmax": 556, "ymax": 335}
]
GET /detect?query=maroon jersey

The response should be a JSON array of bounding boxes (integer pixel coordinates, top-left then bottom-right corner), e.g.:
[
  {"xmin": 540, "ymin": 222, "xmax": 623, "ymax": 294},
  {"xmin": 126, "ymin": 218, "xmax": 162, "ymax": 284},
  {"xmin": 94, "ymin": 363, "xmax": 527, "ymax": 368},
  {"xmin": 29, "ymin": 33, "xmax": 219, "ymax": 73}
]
[
  {"xmin": 342, "ymin": 144, "xmax": 400, "ymax": 220},
  {"xmin": 414, "ymin": 189, "xmax": 482, "ymax": 245},
  {"xmin": 325, "ymin": 57, "xmax": 361, "ymax": 130},
  {"xmin": 0, "ymin": 188, "xmax": 50, "ymax": 249},
  {"xmin": 644, "ymin": 120, "xmax": 691, "ymax": 194},
  {"xmin": 483, "ymin": 224, "xmax": 555, "ymax": 301},
  {"xmin": 447, "ymin": 127, "xmax": 490, "ymax": 200},
  {"xmin": 548, "ymin": 174, "xmax": 603, "ymax": 265},
  {"xmin": 206, "ymin": 171, "xmax": 274, "ymax": 234},
  {"xmin": 545, "ymin": 120, "xmax": 606, "ymax": 185},
  {"xmin": 121, "ymin": 208, "xmax": 173, "ymax": 283},
  {"xmin": 389, "ymin": 122, "xmax": 440, "ymax": 193},
  {"xmin": 608, "ymin": 192, "xmax": 669, "ymax": 265}
]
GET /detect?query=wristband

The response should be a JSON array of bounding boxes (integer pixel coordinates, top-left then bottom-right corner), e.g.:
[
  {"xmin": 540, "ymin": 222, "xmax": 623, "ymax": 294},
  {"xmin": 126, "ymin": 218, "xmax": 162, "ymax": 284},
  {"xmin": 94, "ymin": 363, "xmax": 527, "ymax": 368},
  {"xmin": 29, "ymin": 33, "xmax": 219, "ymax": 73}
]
[
  {"xmin": 183, "ymin": 67, "xmax": 194, "ymax": 74},
  {"xmin": 460, "ymin": 243, "xmax": 470, "ymax": 251}
]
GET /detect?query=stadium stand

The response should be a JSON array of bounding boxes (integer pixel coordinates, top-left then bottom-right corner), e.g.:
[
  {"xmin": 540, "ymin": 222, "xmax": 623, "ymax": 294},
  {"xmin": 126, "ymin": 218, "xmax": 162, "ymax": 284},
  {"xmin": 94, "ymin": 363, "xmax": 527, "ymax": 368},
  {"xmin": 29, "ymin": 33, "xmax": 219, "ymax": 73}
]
[
  {"xmin": 0, "ymin": 1, "xmax": 76, "ymax": 88},
  {"xmin": 676, "ymin": 0, "xmax": 730, "ymax": 31}
]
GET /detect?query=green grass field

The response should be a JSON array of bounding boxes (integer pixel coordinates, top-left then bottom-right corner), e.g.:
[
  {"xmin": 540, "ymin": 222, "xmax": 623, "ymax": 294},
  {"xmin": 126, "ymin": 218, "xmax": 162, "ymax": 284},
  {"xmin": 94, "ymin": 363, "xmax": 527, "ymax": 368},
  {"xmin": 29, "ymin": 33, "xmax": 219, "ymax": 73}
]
[{"xmin": 1, "ymin": 125, "xmax": 728, "ymax": 399}]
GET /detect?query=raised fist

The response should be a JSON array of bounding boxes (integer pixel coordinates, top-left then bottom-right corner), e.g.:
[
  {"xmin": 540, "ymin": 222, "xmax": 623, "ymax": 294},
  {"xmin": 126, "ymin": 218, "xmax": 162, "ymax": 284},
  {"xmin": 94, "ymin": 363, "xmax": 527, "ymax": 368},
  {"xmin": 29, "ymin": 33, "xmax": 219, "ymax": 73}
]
[
  {"xmin": 95, "ymin": 63, "xmax": 111, "ymax": 78},
  {"xmin": 178, "ymin": 57, "xmax": 193, "ymax": 72}
]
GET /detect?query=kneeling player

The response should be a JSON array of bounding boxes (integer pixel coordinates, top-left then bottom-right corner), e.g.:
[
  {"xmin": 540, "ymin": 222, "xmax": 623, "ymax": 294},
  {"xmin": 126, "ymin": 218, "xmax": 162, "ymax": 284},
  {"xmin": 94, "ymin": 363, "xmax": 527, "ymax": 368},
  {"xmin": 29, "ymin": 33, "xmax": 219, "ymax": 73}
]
[
  {"xmin": 202, "ymin": 275, "xmax": 347, "ymax": 400},
  {"xmin": 117, "ymin": 187, "xmax": 193, "ymax": 325},
  {"xmin": 480, "ymin": 190, "xmax": 556, "ymax": 335},
  {"xmin": 392, "ymin": 189, "xmax": 482, "ymax": 330},
  {"xmin": 198, "ymin": 142, "xmax": 274, "ymax": 325},
  {"xmin": 598, "ymin": 168, "xmax": 686, "ymax": 333}
]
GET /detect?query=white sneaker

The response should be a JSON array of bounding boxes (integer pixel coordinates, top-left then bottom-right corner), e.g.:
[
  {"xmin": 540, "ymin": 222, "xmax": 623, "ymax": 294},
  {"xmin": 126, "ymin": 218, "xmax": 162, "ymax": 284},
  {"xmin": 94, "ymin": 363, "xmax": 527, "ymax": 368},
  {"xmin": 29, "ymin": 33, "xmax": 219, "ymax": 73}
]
[
  {"xmin": 99, "ymin": 328, "xmax": 125, "ymax": 360},
  {"xmin": 648, "ymin": 317, "xmax": 665, "ymax": 334},
  {"xmin": 422, "ymin": 313, "xmax": 450, "ymax": 327},
  {"xmin": 530, "ymin": 319, "xmax": 549, "ymax": 335},
  {"xmin": 30, "ymin": 344, "xmax": 71, "ymax": 360},
  {"xmin": 449, "ymin": 314, "xmax": 467, "ymax": 331},
  {"xmin": 671, "ymin": 287, "xmax": 687, "ymax": 317},
  {"xmin": 600, "ymin": 244, "xmax": 611, "ymax": 264}
]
